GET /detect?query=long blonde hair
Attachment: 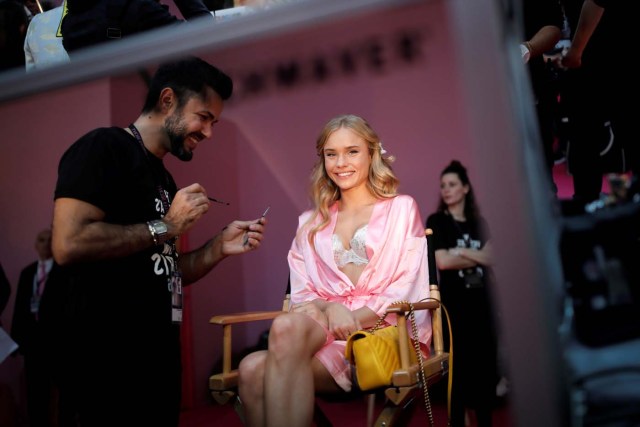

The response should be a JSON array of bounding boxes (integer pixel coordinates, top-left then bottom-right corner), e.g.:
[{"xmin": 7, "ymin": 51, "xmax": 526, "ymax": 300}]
[{"xmin": 303, "ymin": 114, "xmax": 399, "ymax": 245}]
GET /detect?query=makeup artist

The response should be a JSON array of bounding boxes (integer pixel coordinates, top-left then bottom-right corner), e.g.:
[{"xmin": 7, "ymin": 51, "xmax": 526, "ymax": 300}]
[{"xmin": 50, "ymin": 56, "xmax": 267, "ymax": 427}]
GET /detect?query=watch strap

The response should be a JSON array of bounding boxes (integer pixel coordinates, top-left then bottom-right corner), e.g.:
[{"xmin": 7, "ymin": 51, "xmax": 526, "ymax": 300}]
[{"xmin": 147, "ymin": 221, "xmax": 159, "ymax": 246}]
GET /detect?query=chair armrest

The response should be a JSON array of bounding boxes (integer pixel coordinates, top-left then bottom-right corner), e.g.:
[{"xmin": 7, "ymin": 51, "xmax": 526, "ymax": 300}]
[
  {"xmin": 210, "ymin": 310, "xmax": 284, "ymax": 325},
  {"xmin": 384, "ymin": 288, "xmax": 448, "ymax": 373},
  {"xmin": 210, "ymin": 309, "xmax": 284, "ymax": 383},
  {"xmin": 385, "ymin": 300, "xmax": 440, "ymax": 314},
  {"xmin": 209, "ymin": 297, "xmax": 290, "ymax": 405},
  {"xmin": 386, "ymin": 287, "xmax": 446, "ymax": 356}
]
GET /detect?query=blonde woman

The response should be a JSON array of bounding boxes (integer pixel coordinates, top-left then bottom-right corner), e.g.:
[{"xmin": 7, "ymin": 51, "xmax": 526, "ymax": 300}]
[{"xmin": 238, "ymin": 114, "xmax": 432, "ymax": 426}]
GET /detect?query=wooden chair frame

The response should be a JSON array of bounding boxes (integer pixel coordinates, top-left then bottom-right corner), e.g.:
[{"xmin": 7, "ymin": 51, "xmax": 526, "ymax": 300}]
[{"xmin": 209, "ymin": 285, "xmax": 449, "ymax": 426}]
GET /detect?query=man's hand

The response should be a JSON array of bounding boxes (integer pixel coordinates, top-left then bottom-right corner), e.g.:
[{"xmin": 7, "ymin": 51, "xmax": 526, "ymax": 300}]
[
  {"xmin": 561, "ymin": 48, "xmax": 582, "ymax": 69},
  {"xmin": 177, "ymin": 213, "xmax": 267, "ymax": 284},
  {"xmin": 220, "ymin": 216, "xmax": 267, "ymax": 255},
  {"xmin": 163, "ymin": 183, "xmax": 210, "ymax": 238}
]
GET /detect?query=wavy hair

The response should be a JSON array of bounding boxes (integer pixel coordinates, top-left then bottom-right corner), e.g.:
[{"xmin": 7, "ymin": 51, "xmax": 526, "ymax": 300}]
[{"xmin": 303, "ymin": 115, "xmax": 399, "ymax": 245}]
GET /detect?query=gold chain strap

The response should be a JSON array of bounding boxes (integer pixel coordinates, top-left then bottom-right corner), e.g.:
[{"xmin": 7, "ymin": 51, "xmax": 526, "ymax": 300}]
[
  {"xmin": 372, "ymin": 301, "xmax": 435, "ymax": 427},
  {"xmin": 369, "ymin": 311, "xmax": 390, "ymax": 332},
  {"xmin": 407, "ymin": 303, "xmax": 434, "ymax": 427}
]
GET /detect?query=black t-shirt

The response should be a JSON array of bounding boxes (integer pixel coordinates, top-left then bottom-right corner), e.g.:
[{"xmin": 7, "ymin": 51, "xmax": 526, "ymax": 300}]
[
  {"xmin": 54, "ymin": 127, "xmax": 180, "ymax": 378},
  {"xmin": 426, "ymin": 210, "xmax": 490, "ymax": 295}
]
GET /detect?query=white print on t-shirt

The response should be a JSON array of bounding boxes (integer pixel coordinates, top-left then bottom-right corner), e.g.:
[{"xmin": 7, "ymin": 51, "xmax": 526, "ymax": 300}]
[
  {"xmin": 154, "ymin": 189, "xmax": 172, "ymax": 215},
  {"xmin": 151, "ymin": 242, "xmax": 176, "ymax": 276},
  {"xmin": 456, "ymin": 234, "xmax": 481, "ymax": 250},
  {"xmin": 155, "ymin": 197, "xmax": 164, "ymax": 214}
]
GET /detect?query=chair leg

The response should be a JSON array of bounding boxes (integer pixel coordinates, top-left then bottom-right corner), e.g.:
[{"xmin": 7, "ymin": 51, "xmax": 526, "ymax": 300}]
[
  {"xmin": 374, "ymin": 395, "xmax": 418, "ymax": 427},
  {"xmin": 366, "ymin": 393, "xmax": 376, "ymax": 427}
]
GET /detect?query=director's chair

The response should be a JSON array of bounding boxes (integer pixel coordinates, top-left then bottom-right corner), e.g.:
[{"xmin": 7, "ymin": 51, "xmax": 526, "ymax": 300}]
[{"xmin": 208, "ymin": 229, "xmax": 451, "ymax": 426}]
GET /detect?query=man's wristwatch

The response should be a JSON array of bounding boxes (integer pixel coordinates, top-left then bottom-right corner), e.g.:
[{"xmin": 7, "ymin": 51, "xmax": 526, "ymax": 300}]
[{"xmin": 147, "ymin": 220, "xmax": 168, "ymax": 246}]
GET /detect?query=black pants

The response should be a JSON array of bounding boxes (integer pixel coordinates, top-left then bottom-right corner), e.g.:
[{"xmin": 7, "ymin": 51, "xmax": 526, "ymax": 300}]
[
  {"xmin": 563, "ymin": 64, "xmax": 637, "ymax": 204},
  {"xmin": 442, "ymin": 287, "xmax": 499, "ymax": 427}
]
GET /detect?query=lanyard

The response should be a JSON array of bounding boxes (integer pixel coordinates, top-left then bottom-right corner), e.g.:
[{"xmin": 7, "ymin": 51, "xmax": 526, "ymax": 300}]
[
  {"xmin": 128, "ymin": 124, "xmax": 179, "ymax": 261},
  {"xmin": 128, "ymin": 124, "xmax": 172, "ymax": 214},
  {"xmin": 129, "ymin": 126, "xmax": 181, "ymax": 321}
]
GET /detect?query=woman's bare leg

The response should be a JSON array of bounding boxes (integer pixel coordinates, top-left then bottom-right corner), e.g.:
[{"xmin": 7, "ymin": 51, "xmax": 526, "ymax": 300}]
[
  {"xmin": 264, "ymin": 313, "xmax": 332, "ymax": 427},
  {"xmin": 238, "ymin": 350, "xmax": 268, "ymax": 427}
]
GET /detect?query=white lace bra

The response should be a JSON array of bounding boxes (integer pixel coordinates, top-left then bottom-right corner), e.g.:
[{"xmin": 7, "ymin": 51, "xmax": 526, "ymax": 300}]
[{"xmin": 332, "ymin": 225, "xmax": 369, "ymax": 268}]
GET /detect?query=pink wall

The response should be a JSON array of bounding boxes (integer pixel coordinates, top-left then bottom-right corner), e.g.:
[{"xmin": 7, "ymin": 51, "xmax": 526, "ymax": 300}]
[
  {"xmin": 0, "ymin": 78, "xmax": 113, "ymax": 405},
  {"xmin": 171, "ymin": 0, "xmax": 476, "ymax": 406},
  {"xmin": 0, "ymin": 0, "xmax": 476, "ymax": 409}
]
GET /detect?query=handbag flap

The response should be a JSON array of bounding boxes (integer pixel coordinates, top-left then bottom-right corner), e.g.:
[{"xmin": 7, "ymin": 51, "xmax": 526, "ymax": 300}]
[{"xmin": 344, "ymin": 330, "xmax": 371, "ymax": 363}]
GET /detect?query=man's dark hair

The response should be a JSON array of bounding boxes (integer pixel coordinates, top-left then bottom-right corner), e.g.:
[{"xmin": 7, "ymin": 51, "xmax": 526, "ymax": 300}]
[{"xmin": 142, "ymin": 56, "xmax": 233, "ymax": 113}]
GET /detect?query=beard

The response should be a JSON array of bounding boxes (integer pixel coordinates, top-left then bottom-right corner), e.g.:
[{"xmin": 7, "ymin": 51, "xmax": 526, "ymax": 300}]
[{"xmin": 165, "ymin": 112, "xmax": 193, "ymax": 162}]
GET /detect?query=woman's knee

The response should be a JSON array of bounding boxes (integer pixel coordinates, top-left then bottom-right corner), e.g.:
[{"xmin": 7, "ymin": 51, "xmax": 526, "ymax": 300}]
[
  {"xmin": 238, "ymin": 352, "xmax": 266, "ymax": 395},
  {"xmin": 268, "ymin": 314, "xmax": 310, "ymax": 355}
]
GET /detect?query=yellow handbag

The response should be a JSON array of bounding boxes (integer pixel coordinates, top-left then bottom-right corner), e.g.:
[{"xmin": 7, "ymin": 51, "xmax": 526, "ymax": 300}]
[
  {"xmin": 345, "ymin": 301, "xmax": 421, "ymax": 391},
  {"xmin": 344, "ymin": 324, "xmax": 400, "ymax": 391}
]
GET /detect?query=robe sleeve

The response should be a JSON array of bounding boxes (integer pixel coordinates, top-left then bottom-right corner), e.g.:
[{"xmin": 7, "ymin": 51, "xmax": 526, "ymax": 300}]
[
  {"xmin": 288, "ymin": 211, "xmax": 323, "ymax": 305},
  {"xmin": 361, "ymin": 196, "xmax": 430, "ymax": 318}
]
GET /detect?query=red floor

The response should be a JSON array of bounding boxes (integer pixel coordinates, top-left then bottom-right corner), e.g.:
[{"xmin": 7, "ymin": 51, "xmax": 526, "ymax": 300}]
[
  {"xmin": 553, "ymin": 159, "xmax": 611, "ymax": 200},
  {"xmin": 179, "ymin": 392, "xmax": 513, "ymax": 426},
  {"xmin": 554, "ymin": 161, "xmax": 574, "ymax": 200}
]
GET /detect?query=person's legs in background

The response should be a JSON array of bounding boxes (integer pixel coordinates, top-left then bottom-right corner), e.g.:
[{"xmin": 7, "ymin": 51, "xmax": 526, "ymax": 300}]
[
  {"xmin": 564, "ymin": 66, "xmax": 606, "ymax": 204},
  {"xmin": 536, "ymin": 85, "xmax": 561, "ymax": 196}
]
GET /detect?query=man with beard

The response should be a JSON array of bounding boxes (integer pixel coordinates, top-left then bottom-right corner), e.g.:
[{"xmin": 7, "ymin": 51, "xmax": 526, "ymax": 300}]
[{"xmin": 51, "ymin": 56, "xmax": 267, "ymax": 426}]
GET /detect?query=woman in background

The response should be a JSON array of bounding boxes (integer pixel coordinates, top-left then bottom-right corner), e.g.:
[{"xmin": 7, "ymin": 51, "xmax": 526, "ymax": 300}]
[{"xmin": 426, "ymin": 159, "xmax": 498, "ymax": 427}]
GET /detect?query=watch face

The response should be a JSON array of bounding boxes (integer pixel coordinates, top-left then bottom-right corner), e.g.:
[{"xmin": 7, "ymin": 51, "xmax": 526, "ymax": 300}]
[{"xmin": 152, "ymin": 220, "xmax": 168, "ymax": 235}]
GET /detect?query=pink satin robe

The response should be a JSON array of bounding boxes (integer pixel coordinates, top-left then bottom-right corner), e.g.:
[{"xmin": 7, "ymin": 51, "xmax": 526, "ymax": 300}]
[{"xmin": 287, "ymin": 194, "xmax": 432, "ymax": 391}]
